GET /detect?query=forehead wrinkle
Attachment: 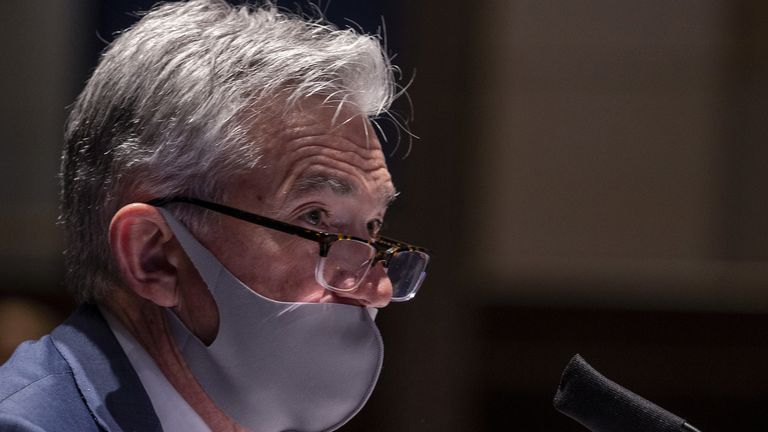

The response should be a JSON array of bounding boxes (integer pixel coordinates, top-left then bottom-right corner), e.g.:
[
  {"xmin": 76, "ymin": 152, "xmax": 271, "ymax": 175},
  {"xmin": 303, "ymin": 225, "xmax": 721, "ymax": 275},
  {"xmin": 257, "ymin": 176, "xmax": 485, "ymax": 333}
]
[
  {"xmin": 277, "ymin": 154, "xmax": 393, "ymax": 208},
  {"xmin": 282, "ymin": 133, "xmax": 384, "ymax": 159},
  {"xmin": 283, "ymin": 144, "xmax": 387, "ymax": 179},
  {"xmin": 278, "ymin": 153, "xmax": 389, "ymax": 194},
  {"xmin": 264, "ymin": 115, "xmax": 392, "ymax": 208},
  {"xmin": 327, "ymin": 112, "xmax": 378, "ymax": 147}
]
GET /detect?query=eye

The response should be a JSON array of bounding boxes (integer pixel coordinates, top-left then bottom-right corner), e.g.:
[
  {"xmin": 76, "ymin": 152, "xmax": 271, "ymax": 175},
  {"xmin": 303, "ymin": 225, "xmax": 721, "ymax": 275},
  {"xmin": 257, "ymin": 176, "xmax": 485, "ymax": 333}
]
[
  {"xmin": 367, "ymin": 219, "xmax": 383, "ymax": 238},
  {"xmin": 300, "ymin": 208, "xmax": 328, "ymax": 227}
]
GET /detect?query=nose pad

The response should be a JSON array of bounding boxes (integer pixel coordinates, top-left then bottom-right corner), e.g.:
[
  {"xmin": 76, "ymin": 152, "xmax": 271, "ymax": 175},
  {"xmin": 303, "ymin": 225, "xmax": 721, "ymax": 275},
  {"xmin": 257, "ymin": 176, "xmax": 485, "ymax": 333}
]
[{"xmin": 334, "ymin": 261, "xmax": 392, "ymax": 308}]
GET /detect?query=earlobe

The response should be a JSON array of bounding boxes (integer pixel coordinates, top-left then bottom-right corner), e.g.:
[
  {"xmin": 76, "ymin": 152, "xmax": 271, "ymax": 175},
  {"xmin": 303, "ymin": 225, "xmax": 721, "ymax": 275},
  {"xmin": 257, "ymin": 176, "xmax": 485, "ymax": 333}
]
[{"xmin": 109, "ymin": 203, "xmax": 180, "ymax": 307}]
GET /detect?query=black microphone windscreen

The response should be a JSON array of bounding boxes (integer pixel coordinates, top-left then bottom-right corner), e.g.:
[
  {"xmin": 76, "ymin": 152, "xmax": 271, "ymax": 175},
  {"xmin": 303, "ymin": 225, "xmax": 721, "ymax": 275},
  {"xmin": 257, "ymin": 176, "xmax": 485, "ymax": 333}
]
[{"xmin": 553, "ymin": 354, "xmax": 693, "ymax": 432}]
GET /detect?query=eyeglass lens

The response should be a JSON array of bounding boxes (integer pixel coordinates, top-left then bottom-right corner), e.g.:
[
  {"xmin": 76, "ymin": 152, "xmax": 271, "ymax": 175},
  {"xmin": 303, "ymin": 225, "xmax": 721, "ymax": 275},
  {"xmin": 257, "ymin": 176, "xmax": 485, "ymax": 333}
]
[
  {"xmin": 317, "ymin": 239, "xmax": 428, "ymax": 301},
  {"xmin": 318, "ymin": 240, "xmax": 375, "ymax": 291},
  {"xmin": 386, "ymin": 250, "xmax": 429, "ymax": 301}
]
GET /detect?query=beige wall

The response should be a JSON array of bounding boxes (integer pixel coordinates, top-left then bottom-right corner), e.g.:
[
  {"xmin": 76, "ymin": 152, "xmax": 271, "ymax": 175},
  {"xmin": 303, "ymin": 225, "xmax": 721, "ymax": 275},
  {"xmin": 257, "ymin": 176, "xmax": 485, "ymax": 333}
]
[{"xmin": 468, "ymin": 0, "xmax": 768, "ymax": 311}]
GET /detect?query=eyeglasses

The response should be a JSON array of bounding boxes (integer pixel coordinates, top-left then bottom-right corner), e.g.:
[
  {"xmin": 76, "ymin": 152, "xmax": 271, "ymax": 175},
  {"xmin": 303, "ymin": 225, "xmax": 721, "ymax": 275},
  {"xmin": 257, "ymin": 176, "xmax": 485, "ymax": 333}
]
[{"xmin": 147, "ymin": 196, "xmax": 430, "ymax": 302}]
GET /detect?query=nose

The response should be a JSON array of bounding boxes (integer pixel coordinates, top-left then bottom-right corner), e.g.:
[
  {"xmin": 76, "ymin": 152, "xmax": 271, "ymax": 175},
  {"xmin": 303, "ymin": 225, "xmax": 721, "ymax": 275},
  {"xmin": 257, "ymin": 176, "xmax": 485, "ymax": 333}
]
[{"xmin": 332, "ymin": 262, "xmax": 392, "ymax": 308}]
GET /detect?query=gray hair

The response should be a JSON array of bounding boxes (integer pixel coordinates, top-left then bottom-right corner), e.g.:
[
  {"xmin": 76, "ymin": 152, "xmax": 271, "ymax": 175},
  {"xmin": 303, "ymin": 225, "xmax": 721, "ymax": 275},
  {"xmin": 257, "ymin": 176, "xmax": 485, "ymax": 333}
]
[{"xmin": 60, "ymin": 0, "xmax": 397, "ymax": 303}]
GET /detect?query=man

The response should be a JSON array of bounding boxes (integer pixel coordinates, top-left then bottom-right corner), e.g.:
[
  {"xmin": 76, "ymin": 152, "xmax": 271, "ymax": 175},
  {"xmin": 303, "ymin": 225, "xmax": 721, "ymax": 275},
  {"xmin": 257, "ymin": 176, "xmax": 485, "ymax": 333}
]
[{"xmin": 0, "ymin": 1, "xmax": 429, "ymax": 431}]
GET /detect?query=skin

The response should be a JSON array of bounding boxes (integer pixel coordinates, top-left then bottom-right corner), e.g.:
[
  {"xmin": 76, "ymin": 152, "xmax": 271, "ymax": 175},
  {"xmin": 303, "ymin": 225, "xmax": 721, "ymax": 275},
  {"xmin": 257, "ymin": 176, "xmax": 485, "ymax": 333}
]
[{"xmin": 104, "ymin": 98, "xmax": 396, "ymax": 431}]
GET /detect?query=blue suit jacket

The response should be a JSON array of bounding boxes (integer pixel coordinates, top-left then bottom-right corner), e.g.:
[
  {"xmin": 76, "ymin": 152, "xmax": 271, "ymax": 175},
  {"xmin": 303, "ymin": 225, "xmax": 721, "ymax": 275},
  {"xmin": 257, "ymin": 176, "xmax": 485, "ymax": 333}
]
[{"xmin": 0, "ymin": 304, "xmax": 162, "ymax": 431}]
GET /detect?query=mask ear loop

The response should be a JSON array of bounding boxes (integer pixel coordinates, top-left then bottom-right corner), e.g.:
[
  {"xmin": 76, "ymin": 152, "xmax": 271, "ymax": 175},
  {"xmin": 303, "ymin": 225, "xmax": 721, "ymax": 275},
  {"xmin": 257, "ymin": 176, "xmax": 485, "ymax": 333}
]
[
  {"xmin": 153, "ymin": 207, "xmax": 225, "ymax": 347},
  {"xmin": 155, "ymin": 207, "xmax": 223, "ymax": 291}
]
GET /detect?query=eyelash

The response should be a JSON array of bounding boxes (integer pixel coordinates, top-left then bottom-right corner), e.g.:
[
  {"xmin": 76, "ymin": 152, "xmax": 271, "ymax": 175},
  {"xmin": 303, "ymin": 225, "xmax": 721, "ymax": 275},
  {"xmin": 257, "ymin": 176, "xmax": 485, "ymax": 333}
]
[
  {"xmin": 300, "ymin": 208, "xmax": 329, "ymax": 228},
  {"xmin": 367, "ymin": 220, "xmax": 383, "ymax": 237}
]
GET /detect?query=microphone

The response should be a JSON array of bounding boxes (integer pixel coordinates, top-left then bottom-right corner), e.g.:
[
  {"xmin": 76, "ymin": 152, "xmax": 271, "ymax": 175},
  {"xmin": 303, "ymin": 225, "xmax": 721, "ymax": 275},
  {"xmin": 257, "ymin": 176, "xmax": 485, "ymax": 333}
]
[{"xmin": 553, "ymin": 354, "xmax": 702, "ymax": 432}]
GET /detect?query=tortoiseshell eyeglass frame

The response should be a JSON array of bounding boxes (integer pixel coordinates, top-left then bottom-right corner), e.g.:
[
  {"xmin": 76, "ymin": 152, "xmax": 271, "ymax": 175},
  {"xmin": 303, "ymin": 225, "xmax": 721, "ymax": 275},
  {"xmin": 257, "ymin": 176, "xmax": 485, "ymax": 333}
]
[{"xmin": 145, "ymin": 196, "xmax": 431, "ymax": 266}]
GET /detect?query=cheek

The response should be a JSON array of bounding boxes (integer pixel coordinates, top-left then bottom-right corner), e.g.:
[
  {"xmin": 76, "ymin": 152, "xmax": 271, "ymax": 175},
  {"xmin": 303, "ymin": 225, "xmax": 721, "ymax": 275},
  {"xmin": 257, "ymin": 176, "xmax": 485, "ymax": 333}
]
[{"xmin": 238, "ymin": 236, "xmax": 324, "ymax": 301}]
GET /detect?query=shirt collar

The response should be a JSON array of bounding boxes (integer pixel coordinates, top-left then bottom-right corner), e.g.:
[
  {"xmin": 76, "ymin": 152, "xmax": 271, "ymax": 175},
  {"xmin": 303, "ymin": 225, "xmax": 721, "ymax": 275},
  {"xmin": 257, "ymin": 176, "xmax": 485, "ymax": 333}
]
[{"xmin": 100, "ymin": 306, "xmax": 211, "ymax": 432}]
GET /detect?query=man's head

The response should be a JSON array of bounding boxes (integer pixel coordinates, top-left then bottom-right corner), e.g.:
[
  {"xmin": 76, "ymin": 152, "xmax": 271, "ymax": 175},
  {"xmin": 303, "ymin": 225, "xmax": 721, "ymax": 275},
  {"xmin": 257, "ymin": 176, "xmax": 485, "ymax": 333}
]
[
  {"xmin": 59, "ymin": 3, "xmax": 429, "ymax": 428},
  {"xmin": 61, "ymin": 0, "xmax": 396, "ymax": 304}
]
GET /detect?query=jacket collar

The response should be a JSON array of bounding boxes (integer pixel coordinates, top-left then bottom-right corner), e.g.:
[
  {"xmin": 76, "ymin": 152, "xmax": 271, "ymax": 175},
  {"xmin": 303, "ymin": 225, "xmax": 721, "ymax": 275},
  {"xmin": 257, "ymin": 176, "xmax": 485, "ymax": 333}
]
[{"xmin": 51, "ymin": 303, "xmax": 162, "ymax": 432}]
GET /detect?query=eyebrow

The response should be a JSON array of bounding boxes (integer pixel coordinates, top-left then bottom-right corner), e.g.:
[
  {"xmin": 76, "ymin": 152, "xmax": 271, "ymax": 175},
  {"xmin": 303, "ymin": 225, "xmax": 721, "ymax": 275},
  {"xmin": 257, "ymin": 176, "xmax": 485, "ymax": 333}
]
[
  {"xmin": 293, "ymin": 175, "xmax": 353, "ymax": 195},
  {"xmin": 383, "ymin": 187, "xmax": 399, "ymax": 206},
  {"xmin": 291, "ymin": 174, "xmax": 399, "ymax": 207}
]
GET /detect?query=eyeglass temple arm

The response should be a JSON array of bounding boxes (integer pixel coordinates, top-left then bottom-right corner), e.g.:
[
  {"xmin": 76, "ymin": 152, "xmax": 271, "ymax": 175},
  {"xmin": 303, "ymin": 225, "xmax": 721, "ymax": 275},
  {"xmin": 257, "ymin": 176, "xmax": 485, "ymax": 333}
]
[
  {"xmin": 146, "ymin": 196, "xmax": 429, "ymax": 256},
  {"xmin": 146, "ymin": 196, "xmax": 326, "ymax": 244}
]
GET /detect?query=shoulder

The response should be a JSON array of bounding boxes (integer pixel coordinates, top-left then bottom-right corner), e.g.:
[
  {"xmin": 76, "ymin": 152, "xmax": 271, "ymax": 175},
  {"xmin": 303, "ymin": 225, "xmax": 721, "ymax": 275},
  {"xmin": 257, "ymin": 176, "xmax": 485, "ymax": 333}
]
[
  {"xmin": 0, "ymin": 304, "xmax": 161, "ymax": 431},
  {"xmin": 0, "ymin": 334, "xmax": 72, "ymax": 405},
  {"xmin": 0, "ymin": 335, "xmax": 99, "ymax": 431},
  {"xmin": 0, "ymin": 413, "xmax": 48, "ymax": 432}
]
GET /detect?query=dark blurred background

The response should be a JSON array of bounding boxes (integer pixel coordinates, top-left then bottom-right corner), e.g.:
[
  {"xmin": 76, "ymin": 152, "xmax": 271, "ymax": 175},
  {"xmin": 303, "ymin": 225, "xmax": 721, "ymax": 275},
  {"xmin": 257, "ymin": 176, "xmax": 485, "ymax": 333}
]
[{"xmin": 1, "ymin": 0, "xmax": 767, "ymax": 430}]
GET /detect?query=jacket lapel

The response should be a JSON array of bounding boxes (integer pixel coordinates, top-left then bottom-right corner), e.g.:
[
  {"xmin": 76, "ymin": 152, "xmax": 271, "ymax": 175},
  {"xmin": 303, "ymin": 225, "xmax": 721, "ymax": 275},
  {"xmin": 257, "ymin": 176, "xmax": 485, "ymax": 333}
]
[{"xmin": 51, "ymin": 304, "xmax": 162, "ymax": 432}]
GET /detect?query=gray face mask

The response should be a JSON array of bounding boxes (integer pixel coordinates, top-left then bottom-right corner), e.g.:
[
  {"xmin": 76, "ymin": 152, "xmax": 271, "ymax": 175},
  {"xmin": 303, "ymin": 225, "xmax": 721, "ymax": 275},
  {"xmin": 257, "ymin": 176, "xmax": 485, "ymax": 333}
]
[{"xmin": 158, "ymin": 208, "xmax": 383, "ymax": 432}]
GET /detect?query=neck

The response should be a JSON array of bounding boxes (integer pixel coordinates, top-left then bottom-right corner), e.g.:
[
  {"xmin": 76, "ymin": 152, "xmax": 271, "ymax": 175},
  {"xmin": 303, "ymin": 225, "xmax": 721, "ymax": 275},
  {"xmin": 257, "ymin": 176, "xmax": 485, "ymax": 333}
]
[{"xmin": 102, "ymin": 290, "xmax": 245, "ymax": 432}]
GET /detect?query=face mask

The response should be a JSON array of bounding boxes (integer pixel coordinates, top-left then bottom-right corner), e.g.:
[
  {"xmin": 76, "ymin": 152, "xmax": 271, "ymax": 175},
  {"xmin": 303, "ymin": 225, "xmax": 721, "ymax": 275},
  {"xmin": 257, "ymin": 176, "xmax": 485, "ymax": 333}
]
[{"xmin": 157, "ymin": 208, "xmax": 384, "ymax": 432}]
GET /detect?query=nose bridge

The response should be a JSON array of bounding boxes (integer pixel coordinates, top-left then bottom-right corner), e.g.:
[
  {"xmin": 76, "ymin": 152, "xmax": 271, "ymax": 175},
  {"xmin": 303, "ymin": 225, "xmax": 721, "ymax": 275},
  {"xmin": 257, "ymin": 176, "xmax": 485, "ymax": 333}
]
[
  {"xmin": 374, "ymin": 235, "xmax": 404, "ymax": 262},
  {"xmin": 373, "ymin": 245, "xmax": 393, "ymax": 266}
]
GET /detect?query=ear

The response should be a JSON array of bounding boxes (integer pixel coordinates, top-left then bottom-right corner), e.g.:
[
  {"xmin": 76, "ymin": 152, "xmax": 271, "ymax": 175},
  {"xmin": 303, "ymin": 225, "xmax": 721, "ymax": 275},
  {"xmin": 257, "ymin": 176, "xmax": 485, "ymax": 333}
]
[{"xmin": 109, "ymin": 203, "xmax": 181, "ymax": 307}]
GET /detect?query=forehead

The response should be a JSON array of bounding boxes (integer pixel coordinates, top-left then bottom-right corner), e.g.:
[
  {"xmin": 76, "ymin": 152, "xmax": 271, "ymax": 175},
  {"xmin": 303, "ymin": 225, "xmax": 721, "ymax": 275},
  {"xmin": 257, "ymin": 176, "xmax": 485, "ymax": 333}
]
[{"xmin": 241, "ymin": 98, "xmax": 396, "ymax": 208}]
